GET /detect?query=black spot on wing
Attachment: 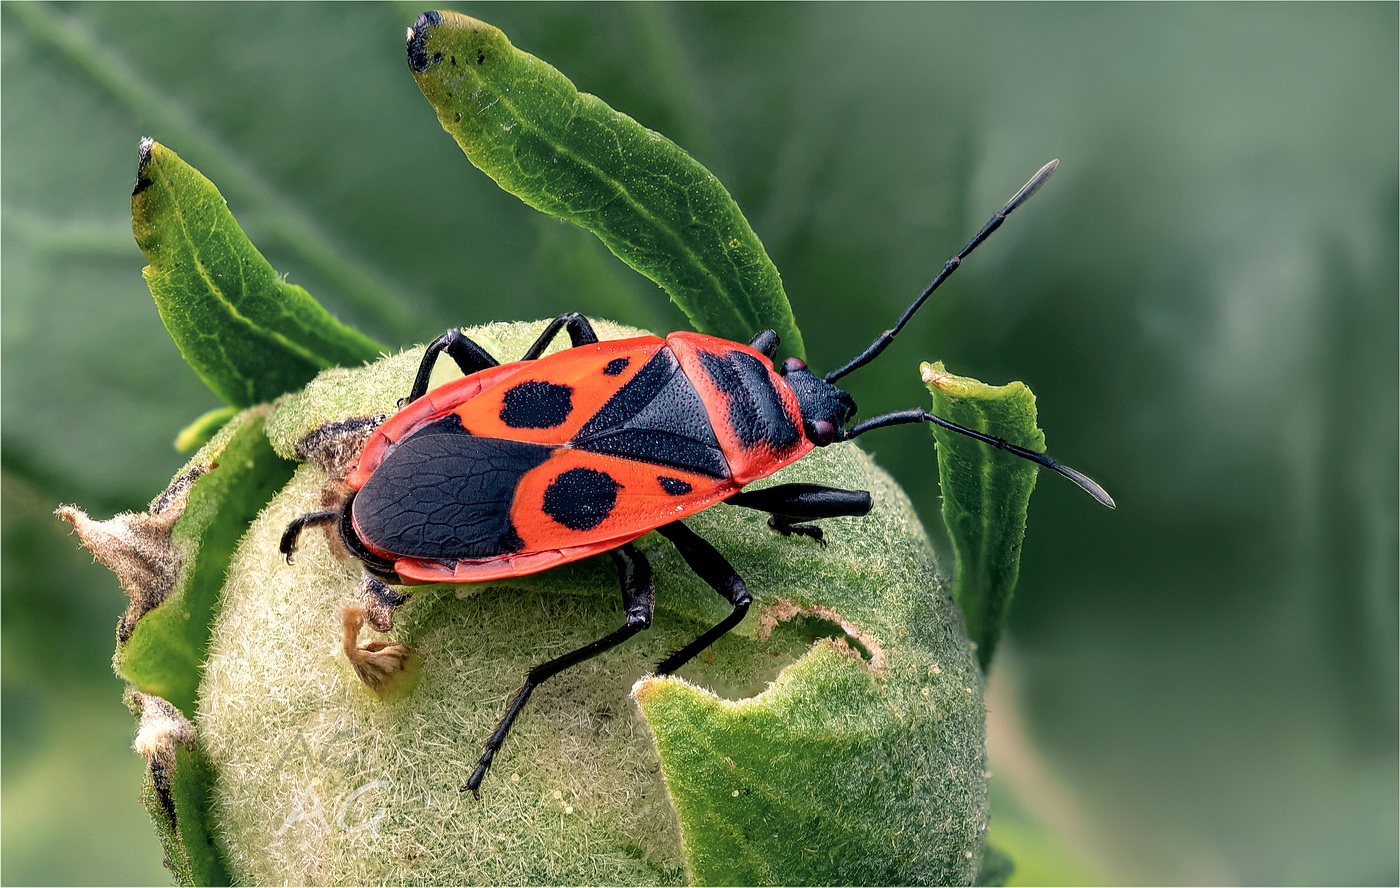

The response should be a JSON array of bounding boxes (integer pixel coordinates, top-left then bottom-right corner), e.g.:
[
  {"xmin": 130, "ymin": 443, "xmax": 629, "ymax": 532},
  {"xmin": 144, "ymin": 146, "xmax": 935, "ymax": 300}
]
[
  {"xmin": 697, "ymin": 350, "xmax": 800, "ymax": 451},
  {"xmin": 499, "ymin": 380, "xmax": 573, "ymax": 429},
  {"xmin": 352, "ymin": 415, "xmax": 551, "ymax": 559},
  {"xmin": 657, "ymin": 476, "xmax": 693, "ymax": 495},
  {"xmin": 603, "ymin": 357, "xmax": 630, "ymax": 376},
  {"xmin": 542, "ymin": 467, "xmax": 620, "ymax": 531},
  {"xmin": 573, "ymin": 349, "xmax": 729, "ymax": 478}
]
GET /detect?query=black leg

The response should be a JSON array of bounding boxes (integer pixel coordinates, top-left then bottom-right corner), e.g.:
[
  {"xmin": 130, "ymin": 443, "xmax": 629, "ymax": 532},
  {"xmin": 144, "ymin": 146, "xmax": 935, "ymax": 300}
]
[
  {"xmin": 464, "ymin": 542, "xmax": 654, "ymax": 798},
  {"xmin": 747, "ymin": 329, "xmax": 780, "ymax": 360},
  {"xmin": 726, "ymin": 483, "xmax": 873, "ymax": 545},
  {"xmin": 280, "ymin": 510, "xmax": 339, "ymax": 562},
  {"xmin": 518, "ymin": 312, "xmax": 599, "ymax": 361},
  {"xmin": 407, "ymin": 328, "xmax": 501, "ymax": 403},
  {"xmin": 653, "ymin": 522, "xmax": 752, "ymax": 674}
]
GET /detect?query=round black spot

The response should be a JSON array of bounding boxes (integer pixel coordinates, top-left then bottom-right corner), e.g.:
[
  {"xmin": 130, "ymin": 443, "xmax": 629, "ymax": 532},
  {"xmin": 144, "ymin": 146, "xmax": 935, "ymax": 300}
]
[
  {"xmin": 603, "ymin": 357, "xmax": 631, "ymax": 376},
  {"xmin": 500, "ymin": 381, "xmax": 573, "ymax": 429},
  {"xmin": 542, "ymin": 468, "xmax": 621, "ymax": 531},
  {"xmin": 657, "ymin": 476, "xmax": 692, "ymax": 496}
]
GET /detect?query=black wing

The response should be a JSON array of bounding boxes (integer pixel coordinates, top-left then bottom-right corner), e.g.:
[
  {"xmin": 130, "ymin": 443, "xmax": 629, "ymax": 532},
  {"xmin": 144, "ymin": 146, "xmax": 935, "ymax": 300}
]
[{"xmin": 352, "ymin": 416, "xmax": 553, "ymax": 560}]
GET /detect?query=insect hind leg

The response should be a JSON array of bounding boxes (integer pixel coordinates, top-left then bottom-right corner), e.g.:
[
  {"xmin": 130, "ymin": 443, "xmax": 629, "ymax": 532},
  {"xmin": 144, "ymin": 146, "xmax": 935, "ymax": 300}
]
[{"xmin": 464, "ymin": 542, "xmax": 655, "ymax": 798}]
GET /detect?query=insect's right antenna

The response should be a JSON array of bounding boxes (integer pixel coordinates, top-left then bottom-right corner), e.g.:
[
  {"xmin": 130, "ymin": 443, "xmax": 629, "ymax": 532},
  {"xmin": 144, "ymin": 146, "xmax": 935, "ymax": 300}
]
[{"xmin": 824, "ymin": 159, "xmax": 1059, "ymax": 384}]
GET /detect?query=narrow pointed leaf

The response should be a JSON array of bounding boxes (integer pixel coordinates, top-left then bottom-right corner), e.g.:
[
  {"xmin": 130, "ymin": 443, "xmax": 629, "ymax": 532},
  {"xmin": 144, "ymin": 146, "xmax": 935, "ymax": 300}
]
[
  {"xmin": 923, "ymin": 361, "xmax": 1044, "ymax": 672},
  {"xmin": 174, "ymin": 405, "xmax": 239, "ymax": 452},
  {"xmin": 407, "ymin": 12, "xmax": 804, "ymax": 357},
  {"xmin": 132, "ymin": 139, "xmax": 384, "ymax": 406}
]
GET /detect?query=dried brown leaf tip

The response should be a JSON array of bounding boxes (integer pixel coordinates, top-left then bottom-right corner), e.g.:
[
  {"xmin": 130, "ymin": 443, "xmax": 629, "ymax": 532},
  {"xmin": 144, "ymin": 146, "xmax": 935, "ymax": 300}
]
[
  {"xmin": 56, "ymin": 464, "xmax": 209, "ymax": 642},
  {"xmin": 340, "ymin": 603, "xmax": 415, "ymax": 696},
  {"xmin": 130, "ymin": 691, "xmax": 196, "ymax": 768}
]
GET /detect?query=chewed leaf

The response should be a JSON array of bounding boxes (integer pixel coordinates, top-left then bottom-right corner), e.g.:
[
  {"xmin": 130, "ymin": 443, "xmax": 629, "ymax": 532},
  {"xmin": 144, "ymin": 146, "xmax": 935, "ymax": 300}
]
[
  {"xmin": 407, "ymin": 12, "xmax": 805, "ymax": 357},
  {"xmin": 922, "ymin": 361, "xmax": 1043, "ymax": 672},
  {"xmin": 636, "ymin": 642, "xmax": 984, "ymax": 886},
  {"xmin": 132, "ymin": 139, "xmax": 383, "ymax": 407}
]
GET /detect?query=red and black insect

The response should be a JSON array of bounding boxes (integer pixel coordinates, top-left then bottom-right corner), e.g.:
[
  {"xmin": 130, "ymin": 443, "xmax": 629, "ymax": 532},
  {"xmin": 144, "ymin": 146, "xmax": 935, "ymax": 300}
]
[{"xmin": 282, "ymin": 160, "xmax": 1113, "ymax": 796}]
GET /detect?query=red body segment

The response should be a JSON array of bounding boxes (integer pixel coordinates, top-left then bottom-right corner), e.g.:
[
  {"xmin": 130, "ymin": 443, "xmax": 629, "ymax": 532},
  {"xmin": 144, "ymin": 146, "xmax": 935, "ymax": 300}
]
[{"xmin": 346, "ymin": 333, "xmax": 812, "ymax": 585}]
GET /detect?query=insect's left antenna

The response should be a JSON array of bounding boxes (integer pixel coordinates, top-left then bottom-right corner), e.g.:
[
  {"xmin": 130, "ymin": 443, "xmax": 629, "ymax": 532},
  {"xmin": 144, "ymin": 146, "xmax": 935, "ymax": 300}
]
[
  {"xmin": 843, "ymin": 407, "xmax": 1116, "ymax": 508},
  {"xmin": 824, "ymin": 159, "xmax": 1059, "ymax": 384}
]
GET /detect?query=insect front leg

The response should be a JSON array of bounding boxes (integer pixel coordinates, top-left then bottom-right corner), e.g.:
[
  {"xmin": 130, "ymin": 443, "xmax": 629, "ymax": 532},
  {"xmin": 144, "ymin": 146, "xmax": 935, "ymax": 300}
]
[
  {"xmin": 279, "ymin": 510, "xmax": 339, "ymax": 562},
  {"xmin": 653, "ymin": 522, "xmax": 752, "ymax": 674},
  {"xmin": 406, "ymin": 328, "xmax": 502, "ymax": 403},
  {"xmin": 464, "ymin": 542, "xmax": 655, "ymax": 798},
  {"xmin": 726, "ymin": 483, "xmax": 873, "ymax": 545},
  {"xmin": 517, "ymin": 312, "xmax": 600, "ymax": 361}
]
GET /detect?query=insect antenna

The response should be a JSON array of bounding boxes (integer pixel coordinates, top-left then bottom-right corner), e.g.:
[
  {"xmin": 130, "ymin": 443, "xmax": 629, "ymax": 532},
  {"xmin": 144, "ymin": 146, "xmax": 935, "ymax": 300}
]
[
  {"xmin": 842, "ymin": 407, "xmax": 1114, "ymax": 508},
  {"xmin": 824, "ymin": 159, "xmax": 1059, "ymax": 384}
]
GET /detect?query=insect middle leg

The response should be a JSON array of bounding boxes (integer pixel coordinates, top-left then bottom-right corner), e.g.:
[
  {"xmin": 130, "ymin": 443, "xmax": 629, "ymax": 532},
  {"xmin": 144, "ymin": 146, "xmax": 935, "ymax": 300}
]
[
  {"xmin": 726, "ymin": 483, "xmax": 873, "ymax": 544},
  {"xmin": 407, "ymin": 328, "xmax": 502, "ymax": 402},
  {"xmin": 518, "ymin": 311, "xmax": 600, "ymax": 360},
  {"xmin": 464, "ymin": 541, "xmax": 655, "ymax": 798},
  {"xmin": 653, "ymin": 522, "xmax": 753, "ymax": 674}
]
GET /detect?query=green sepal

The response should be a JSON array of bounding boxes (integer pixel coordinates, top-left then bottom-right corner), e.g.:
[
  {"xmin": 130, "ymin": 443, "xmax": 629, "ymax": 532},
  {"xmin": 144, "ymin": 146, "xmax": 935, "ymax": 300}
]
[
  {"xmin": 114, "ymin": 403, "xmax": 295, "ymax": 708},
  {"xmin": 174, "ymin": 406, "xmax": 239, "ymax": 452},
  {"xmin": 636, "ymin": 641, "xmax": 985, "ymax": 886},
  {"xmin": 923, "ymin": 361, "xmax": 1043, "ymax": 672},
  {"xmin": 407, "ymin": 12, "xmax": 804, "ymax": 357},
  {"xmin": 129, "ymin": 692, "xmax": 231, "ymax": 886},
  {"xmin": 132, "ymin": 139, "xmax": 384, "ymax": 407}
]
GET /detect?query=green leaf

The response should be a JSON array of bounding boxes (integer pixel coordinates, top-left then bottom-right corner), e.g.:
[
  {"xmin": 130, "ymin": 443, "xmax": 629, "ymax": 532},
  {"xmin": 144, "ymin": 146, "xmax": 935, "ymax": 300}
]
[
  {"xmin": 132, "ymin": 140, "xmax": 384, "ymax": 407},
  {"xmin": 407, "ymin": 12, "xmax": 805, "ymax": 357},
  {"xmin": 923, "ymin": 361, "xmax": 1043, "ymax": 673},
  {"xmin": 976, "ymin": 841, "xmax": 1015, "ymax": 886}
]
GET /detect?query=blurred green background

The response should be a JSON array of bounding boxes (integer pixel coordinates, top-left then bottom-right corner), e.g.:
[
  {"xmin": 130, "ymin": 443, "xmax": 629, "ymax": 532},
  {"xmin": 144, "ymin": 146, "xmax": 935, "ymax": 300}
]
[{"xmin": 3, "ymin": 3, "xmax": 1395, "ymax": 884}]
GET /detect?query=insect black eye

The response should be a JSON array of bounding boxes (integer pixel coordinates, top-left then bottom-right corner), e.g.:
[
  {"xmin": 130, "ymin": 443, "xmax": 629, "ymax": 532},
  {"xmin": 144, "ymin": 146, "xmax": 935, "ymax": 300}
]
[
  {"xmin": 781, "ymin": 357, "xmax": 807, "ymax": 374},
  {"xmin": 810, "ymin": 420, "xmax": 839, "ymax": 446}
]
